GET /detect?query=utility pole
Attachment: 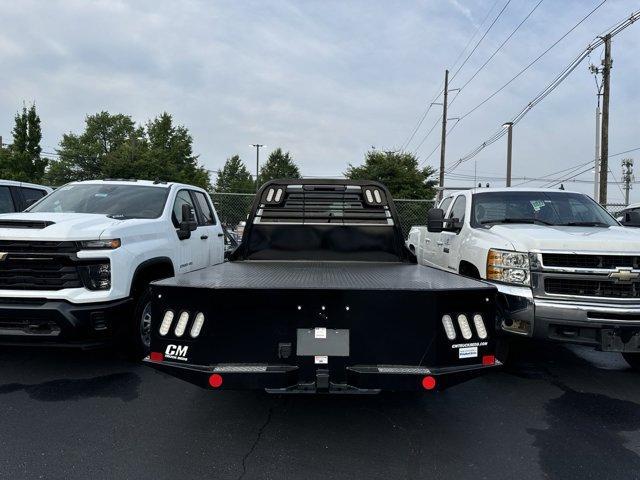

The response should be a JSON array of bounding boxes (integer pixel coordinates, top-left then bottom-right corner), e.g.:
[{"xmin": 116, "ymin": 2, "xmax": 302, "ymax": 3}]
[
  {"xmin": 503, "ymin": 122, "xmax": 514, "ymax": 187},
  {"xmin": 251, "ymin": 144, "xmax": 265, "ymax": 192},
  {"xmin": 593, "ymin": 98, "xmax": 602, "ymax": 201},
  {"xmin": 599, "ymin": 34, "xmax": 612, "ymax": 204},
  {"xmin": 622, "ymin": 158, "xmax": 634, "ymax": 205},
  {"xmin": 438, "ymin": 69, "xmax": 449, "ymax": 201}
]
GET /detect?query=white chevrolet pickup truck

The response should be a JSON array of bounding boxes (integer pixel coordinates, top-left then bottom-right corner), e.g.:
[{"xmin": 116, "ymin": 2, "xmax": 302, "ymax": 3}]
[
  {"xmin": 0, "ymin": 179, "xmax": 224, "ymax": 357},
  {"xmin": 407, "ymin": 188, "xmax": 640, "ymax": 369}
]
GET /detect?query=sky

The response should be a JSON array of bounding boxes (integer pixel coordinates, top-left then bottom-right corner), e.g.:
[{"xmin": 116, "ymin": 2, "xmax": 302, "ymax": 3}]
[{"xmin": 0, "ymin": 0, "xmax": 639, "ymax": 203}]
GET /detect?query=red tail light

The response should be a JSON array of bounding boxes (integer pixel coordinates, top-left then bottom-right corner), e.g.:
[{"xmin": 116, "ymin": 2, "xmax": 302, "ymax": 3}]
[
  {"xmin": 482, "ymin": 354, "xmax": 496, "ymax": 366},
  {"xmin": 149, "ymin": 352, "xmax": 164, "ymax": 362},
  {"xmin": 209, "ymin": 373, "xmax": 223, "ymax": 388},
  {"xmin": 421, "ymin": 375, "xmax": 437, "ymax": 390}
]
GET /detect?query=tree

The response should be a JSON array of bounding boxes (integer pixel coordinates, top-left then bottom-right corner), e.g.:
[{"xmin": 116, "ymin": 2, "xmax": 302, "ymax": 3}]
[
  {"xmin": 215, "ymin": 155, "xmax": 254, "ymax": 193},
  {"xmin": 345, "ymin": 150, "xmax": 437, "ymax": 200},
  {"xmin": 259, "ymin": 148, "xmax": 301, "ymax": 184},
  {"xmin": 46, "ymin": 111, "xmax": 211, "ymax": 189},
  {"xmin": 0, "ymin": 104, "xmax": 48, "ymax": 182}
]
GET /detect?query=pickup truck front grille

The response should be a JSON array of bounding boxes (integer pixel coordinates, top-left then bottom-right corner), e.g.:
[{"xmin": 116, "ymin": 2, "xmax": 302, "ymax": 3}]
[
  {"xmin": 0, "ymin": 257, "xmax": 83, "ymax": 290},
  {"xmin": 0, "ymin": 240, "xmax": 80, "ymax": 254},
  {"xmin": 542, "ymin": 253, "xmax": 639, "ymax": 269},
  {"xmin": 544, "ymin": 278, "xmax": 639, "ymax": 299}
]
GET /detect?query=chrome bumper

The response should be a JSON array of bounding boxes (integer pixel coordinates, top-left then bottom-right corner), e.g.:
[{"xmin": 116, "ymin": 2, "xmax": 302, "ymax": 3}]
[{"xmin": 493, "ymin": 282, "xmax": 640, "ymax": 348}]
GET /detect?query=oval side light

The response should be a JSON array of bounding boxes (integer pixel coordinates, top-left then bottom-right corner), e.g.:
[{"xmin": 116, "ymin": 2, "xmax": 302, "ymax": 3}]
[
  {"xmin": 174, "ymin": 311, "xmax": 189, "ymax": 337},
  {"xmin": 457, "ymin": 314, "xmax": 472, "ymax": 340},
  {"xmin": 159, "ymin": 310, "xmax": 174, "ymax": 336},
  {"xmin": 190, "ymin": 312, "xmax": 205, "ymax": 338}
]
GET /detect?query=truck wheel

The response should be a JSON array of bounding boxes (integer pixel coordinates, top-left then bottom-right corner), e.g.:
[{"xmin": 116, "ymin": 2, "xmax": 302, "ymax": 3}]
[
  {"xmin": 125, "ymin": 286, "xmax": 153, "ymax": 360},
  {"xmin": 622, "ymin": 353, "xmax": 640, "ymax": 370}
]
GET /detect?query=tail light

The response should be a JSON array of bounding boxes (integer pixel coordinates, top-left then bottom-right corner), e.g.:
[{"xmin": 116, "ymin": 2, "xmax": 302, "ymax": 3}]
[
  {"xmin": 174, "ymin": 311, "xmax": 189, "ymax": 337},
  {"xmin": 457, "ymin": 314, "xmax": 472, "ymax": 340},
  {"xmin": 190, "ymin": 312, "xmax": 205, "ymax": 338},
  {"xmin": 159, "ymin": 310, "xmax": 174, "ymax": 336},
  {"xmin": 473, "ymin": 314, "xmax": 488, "ymax": 339}
]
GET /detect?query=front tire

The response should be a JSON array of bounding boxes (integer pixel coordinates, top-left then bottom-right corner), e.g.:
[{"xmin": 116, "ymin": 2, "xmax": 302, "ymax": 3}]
[{"xmin": 622, "ymin": 353, "xmax": 640, "ymax": 370}]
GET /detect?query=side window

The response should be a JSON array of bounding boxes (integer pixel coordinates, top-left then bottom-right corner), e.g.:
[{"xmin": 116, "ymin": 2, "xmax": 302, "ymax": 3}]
[
  {"xmin": 0, "ymin": 187, "xmax": 15, "ymax": 213},
  {"xmin": 439, "ymin": 196, "xmax": 453, "ymax": 214},
  {"xmin": 172, "ymin": 190, "xmax": 197, "ymax": 228},
  {"xmin": 21, "ymin": 187, "xmax": 47, "ymax": 209},
  {"xmin": 449, "ymin": 195, "xmax": 467, "ymax": 224},
  {"xmin": 193, "ymin": 191, "xmax": 216, "ymax": 225}
]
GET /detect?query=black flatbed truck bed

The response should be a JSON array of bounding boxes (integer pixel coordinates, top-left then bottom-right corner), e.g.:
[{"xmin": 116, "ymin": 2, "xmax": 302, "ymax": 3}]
[{"xmin": 146, "ymin": 179, "xmax": 500, "ymax": 393}]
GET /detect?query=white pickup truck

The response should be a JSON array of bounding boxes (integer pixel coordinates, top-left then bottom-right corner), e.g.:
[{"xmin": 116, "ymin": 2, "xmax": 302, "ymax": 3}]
[
  {"xmin": 407, "ymin": 187, "xmax": 640, "ymax": 369},
  {"xmin": 0, "ymin": 179, "xmax": 224, "ymax": 357}
]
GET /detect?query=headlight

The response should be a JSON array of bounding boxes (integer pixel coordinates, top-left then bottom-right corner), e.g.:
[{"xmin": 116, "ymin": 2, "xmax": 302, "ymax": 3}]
[
  {"xmin": 80, "ymin": 239, "xmax": 121, "ymax": 249},
  {"xmin": 487, "ymin": 249, "xmax": 530, "ymax": 285},
  {"xmin": 78, "ymin": 262, "xmax": 111, "ymax": 290}
]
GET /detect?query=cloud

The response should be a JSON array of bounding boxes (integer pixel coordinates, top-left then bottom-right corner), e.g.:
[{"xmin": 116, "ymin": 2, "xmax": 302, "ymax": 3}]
[{"xmin": 0, "ymin": 0, "xmax": 638, "ymax": 202}]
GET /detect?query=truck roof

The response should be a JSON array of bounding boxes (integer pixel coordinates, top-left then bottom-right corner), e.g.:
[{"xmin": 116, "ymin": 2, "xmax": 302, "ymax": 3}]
[
  {"xmin": 0, "ymin": 179, "xmax": 53, "ymax": 192},
  {"xmin": 66, "ymin": 179, "xmax": 201, "ymax": 190},
  {"xmin": 456, "ymin": 187, "xmax": 582, "ymax": 196}
]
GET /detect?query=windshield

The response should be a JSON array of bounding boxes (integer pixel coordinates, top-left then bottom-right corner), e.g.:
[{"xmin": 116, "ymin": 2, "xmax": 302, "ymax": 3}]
[
  {"xmin": 471, "ymin": 191, "xmax": 618, "ymax": 228},
  {"xmin": 28, "ymin": 184, "xmax": 170, "ymax": 219}
]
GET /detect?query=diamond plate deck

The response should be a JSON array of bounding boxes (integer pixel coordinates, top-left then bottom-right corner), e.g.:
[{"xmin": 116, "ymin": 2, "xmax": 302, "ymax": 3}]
[{"xmin": 155, "ymin": 261, "xmax": 494, "ymax": 292}]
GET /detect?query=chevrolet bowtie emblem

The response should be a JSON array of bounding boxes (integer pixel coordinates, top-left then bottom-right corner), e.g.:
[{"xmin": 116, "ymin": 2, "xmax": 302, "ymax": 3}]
[
  {"xmin": 0, "ymin": 252, "xmax": 7, "ymax": 261},
  {"xmin": 609, "ymin": 268, "xmax": 640, "ymax": 283}
]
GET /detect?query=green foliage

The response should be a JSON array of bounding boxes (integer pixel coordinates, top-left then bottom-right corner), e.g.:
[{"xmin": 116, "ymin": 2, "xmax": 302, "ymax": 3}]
[
  {"xmin": 215, "ymin": 155, "xmax": 255, "ymax": 193},
  {"xmin": 345, "ymin": 150, "xmax": 437, "ymax": 200},
  {"xmin": 259, "ymin": 148, "xmax": 301, "ymax": 185},
  {"xmin": 0, "ymin": 104, "xmax": 48, "ymax": 182},
  {"xmin": 45, "ymin": 111, "xmax": 210, "ymax": 189}
]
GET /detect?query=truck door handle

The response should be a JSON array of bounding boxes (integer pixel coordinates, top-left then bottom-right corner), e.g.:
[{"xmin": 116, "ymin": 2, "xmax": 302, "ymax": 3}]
[
  {"xmin": 425, "ymin": 238, "xmax": 431, "ymax": 244},
  {"xmin": 217, "ymin": 233, "xmax": 223, "ymax": 237},
  {"xmin": 200, "ymin": 235, "xmax": 209, "ymax": 240}
]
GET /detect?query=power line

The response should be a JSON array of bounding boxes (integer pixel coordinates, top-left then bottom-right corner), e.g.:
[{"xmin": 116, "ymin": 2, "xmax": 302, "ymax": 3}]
[
  {"xmin": 456, "ymin": 0, "xmax": 545, "ymax": 93},
  {"xmin": 414, "ymin": 2, "xmax": 543, "ymax": 161},
  {"xmin": 449, "ymin": 8, "xmax": 640, "ymax": 172},
  {"xmin": 458, "ymin": 0, "xmax": 608, "ymax": 122},
  {"xmin": 449, "ymin": 0, "xmax": 513, "ymax": 84},
  {"xmin": 400, "ymin": 0, "xmax": 503, "ymax": 151}
]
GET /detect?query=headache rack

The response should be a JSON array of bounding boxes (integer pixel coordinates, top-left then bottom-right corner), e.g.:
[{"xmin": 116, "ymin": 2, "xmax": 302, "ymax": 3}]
[{"xmin": 254, "ymin": 183, "xmax": 393, "ymax": 226}]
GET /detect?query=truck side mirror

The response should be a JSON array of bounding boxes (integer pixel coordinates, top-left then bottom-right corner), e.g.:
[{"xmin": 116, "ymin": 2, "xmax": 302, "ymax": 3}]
[
  {"xmin": 427, "ymin": 208, "xmax": 445, "ymax": 233},
  {"xmin": 622, "ymin": 211, "xmax": 640, "ymax": 227},
  {"xmin": 178, "ymin": 204, "xmax": 198, "ymax": 240}
]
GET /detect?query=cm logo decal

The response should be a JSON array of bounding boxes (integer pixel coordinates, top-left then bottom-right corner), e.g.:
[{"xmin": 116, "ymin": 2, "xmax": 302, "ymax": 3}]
[{"xmin": 165, "ymin": 344, "xmax": 189, "ymax": 361}]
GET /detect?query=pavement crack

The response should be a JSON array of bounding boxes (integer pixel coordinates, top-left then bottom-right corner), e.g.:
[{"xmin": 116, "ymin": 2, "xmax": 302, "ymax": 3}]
[{"xmin": 237, "ymin": 402, "xmax": 276, "ymax": 480}]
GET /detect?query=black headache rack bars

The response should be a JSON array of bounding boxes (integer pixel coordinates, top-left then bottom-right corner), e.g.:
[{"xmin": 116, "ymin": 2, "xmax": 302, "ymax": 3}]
[
  {"xmin": 232, "ymin": 179, "xmax": 412, "ymax": 262},
  {"xmin": 255, "ymin": 181, "xmax": 393, "ymax": 225}
]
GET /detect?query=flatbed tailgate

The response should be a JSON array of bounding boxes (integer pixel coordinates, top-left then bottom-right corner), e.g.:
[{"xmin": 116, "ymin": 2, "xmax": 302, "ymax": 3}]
[{"xmin": 148, "ymin": 262, "xmax": 499, "ymax": 392}]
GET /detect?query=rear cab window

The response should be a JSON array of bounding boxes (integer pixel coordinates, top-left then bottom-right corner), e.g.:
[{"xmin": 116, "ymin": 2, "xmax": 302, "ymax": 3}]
[
  {"xmin": 0, "ymin": 186, "xmax": 16, "ymax": 213},
  {"xmin": 192, "ymin": 191, "xmax": 216, "ymax": 225},
  {"xmin": 20, "ymin": 187, "xmax": 48, "ymax": 208}
]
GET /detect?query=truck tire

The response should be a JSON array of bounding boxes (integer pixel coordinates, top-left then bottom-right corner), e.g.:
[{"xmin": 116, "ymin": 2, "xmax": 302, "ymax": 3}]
[
  {"xmin": 124, "ymin": 286, "xmax": 153, "ymax": 361},
  {"xmin": 622, "ymin": 353, "xmax": 640, "ymax": 370}
]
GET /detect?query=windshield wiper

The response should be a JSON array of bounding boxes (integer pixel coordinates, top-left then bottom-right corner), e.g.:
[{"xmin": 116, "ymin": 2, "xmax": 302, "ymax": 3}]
[
  {"xmin": 560, "ymin": 221, "xmax": 609, "ymax": 227},
  {"xmin": 481, "ymin": 218, "xmax": 554, "ymax": 225},
  {"xmin": 106, "ymin": 213, "xmax": 134, "ymax": 220}
]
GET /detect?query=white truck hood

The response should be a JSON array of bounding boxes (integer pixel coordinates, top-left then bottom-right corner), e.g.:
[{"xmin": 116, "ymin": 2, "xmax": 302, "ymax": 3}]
[
  {"xmin": 487, "ymin": 224, "xmax": 640, "ymax": 253},
  {"xmin": 0, "ymin": 212, "xmax": 121, "ymax": 240}
]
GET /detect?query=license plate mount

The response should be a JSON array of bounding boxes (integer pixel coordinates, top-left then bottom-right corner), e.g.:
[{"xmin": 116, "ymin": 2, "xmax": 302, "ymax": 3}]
[{"xmin": 296, "ymin": 328, "xmax": 349, "ymax": 357}]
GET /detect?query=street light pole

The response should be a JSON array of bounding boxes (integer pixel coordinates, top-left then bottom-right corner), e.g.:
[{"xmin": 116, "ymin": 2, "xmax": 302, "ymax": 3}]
[
  {"xmin": 502, "ymin": 122, "xmax": 514, "ymax": 187},
  {"xmin": 251, "ymin": 144, "xmax": 265, "ymax": 192}
]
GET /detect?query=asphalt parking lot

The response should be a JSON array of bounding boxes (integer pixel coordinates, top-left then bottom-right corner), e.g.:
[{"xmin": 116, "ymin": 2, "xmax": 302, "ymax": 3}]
[{"xmin": 1, "ymin": 341, "xmax": 639, "ymax": 480}]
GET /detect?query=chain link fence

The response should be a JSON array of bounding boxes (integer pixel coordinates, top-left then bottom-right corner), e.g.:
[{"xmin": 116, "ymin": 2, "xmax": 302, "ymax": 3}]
[
  {"xmin": 210, "ymin": 192, "xmax": 434, "ymax": 238},
  {"xmin": 602, "ymin": 203, "xmax": 628, "ymax": 218}
]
